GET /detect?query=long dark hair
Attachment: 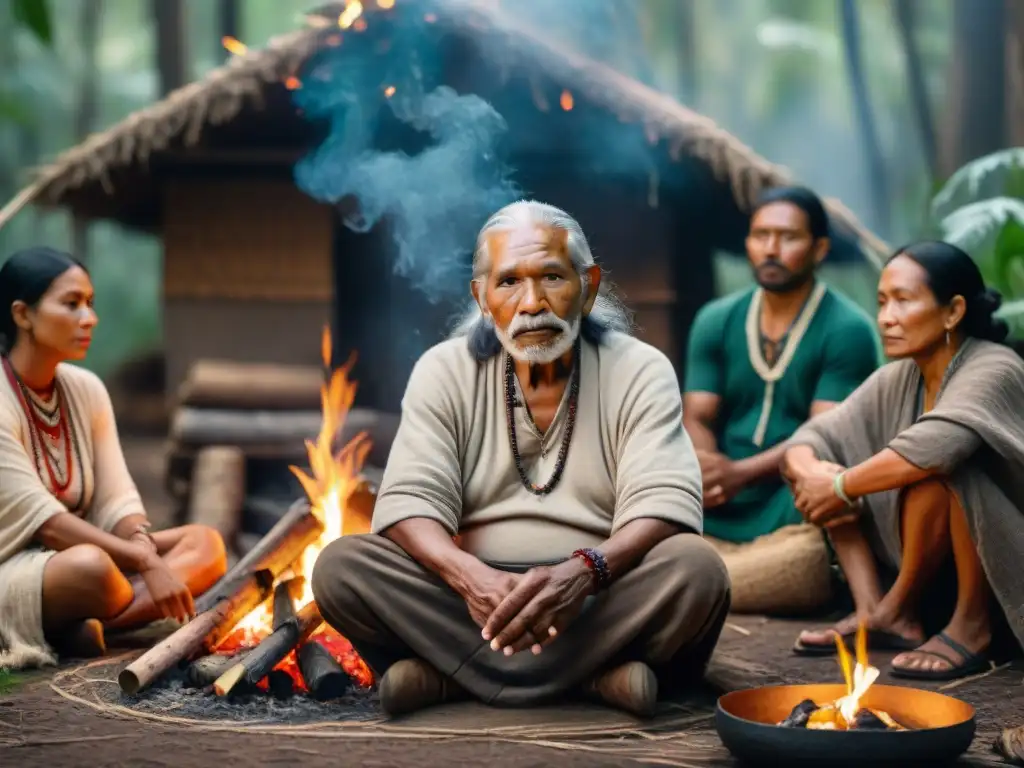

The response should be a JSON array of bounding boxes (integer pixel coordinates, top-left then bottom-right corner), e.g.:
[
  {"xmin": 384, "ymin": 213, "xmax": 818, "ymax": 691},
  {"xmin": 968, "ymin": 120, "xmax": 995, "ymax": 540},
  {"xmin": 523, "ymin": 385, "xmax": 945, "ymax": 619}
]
[
  {"xmin": 0, "ymin": 247, "xmax": 87, "ymax": 354},
  {"xmin": 889, "ymin": 241, "xmax": 1008, "ymax": 343}
]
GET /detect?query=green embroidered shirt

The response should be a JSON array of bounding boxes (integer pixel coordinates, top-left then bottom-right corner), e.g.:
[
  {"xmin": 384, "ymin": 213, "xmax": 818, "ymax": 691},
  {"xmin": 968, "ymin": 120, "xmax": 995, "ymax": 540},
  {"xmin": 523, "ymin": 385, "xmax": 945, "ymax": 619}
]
[{"xmin": 684, "ymin": 282, "xmax": 881, "ymax": 542}]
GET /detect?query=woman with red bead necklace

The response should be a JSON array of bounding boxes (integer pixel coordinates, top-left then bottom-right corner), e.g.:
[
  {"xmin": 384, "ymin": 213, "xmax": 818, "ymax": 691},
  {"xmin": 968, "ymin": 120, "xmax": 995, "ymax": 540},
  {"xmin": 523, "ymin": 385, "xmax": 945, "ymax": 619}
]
[{"xmin": 0, "ymin": 247, "xmax": 227, "ymax": 669}]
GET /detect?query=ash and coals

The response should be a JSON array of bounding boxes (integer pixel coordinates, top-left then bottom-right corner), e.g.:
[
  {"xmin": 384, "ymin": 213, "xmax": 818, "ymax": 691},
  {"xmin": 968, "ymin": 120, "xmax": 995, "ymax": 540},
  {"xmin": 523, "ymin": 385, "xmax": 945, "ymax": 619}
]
[
  {"xmin": 293, "ymin": 8, "xmax": 519, "ymax": 307},
  {"xmin": 113, "ymin": 658, "xmax": 381, "ymax": 724}
]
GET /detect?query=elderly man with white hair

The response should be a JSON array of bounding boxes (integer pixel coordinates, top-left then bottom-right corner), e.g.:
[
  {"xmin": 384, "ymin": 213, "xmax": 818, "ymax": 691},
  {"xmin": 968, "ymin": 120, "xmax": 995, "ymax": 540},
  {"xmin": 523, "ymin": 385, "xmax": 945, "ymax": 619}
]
[{"xmin": 311, "ymin": 200, "xmax": 730, "ymax": 718}]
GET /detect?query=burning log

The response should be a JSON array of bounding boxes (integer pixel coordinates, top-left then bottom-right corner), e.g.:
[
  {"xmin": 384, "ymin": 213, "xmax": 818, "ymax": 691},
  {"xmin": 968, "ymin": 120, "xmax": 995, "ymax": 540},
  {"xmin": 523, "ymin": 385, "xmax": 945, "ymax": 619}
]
[
  {"xmin": 195, "ymin": 499, "xmax": 323, "ymax": 615},
  {"xmin": 272, "ymin": 576, "xmax": 305, "ymax": 629},
  {"xmin": 185, "ymin": 653, "xmax": 237, "ymax": 688},
  {"xmin": 118, "ymin": 569, "xmax": 274, "ymax": 695},
  {"xmin": 213, "ymin": 601, "xmax": 324, "ymax": 697},
  {"xmin": 297, "ymin": 640, "xmax": 351, "ymax": 701},
  {"xmin": 187, "ymin": 445, "xmax": 245, "ymax": 547}
]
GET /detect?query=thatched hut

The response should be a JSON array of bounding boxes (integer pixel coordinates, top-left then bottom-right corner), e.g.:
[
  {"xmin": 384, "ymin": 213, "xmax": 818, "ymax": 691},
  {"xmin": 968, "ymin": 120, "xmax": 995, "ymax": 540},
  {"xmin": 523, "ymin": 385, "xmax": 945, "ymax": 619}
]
[{"xmin": 21, "ymin": 0, "xmax": 886, "ymax": 411}]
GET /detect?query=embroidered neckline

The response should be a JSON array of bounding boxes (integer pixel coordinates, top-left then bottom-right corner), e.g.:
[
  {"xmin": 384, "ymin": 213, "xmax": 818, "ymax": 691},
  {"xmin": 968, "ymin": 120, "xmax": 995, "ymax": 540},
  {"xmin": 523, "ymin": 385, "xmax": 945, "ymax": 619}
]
[
  {"xmin": 743, "ymin": 282, "xmax": 828, "ymax": 446},
  {"xmin": 745, "ymin": 281, "xmax": 827, "ymax": 382}
]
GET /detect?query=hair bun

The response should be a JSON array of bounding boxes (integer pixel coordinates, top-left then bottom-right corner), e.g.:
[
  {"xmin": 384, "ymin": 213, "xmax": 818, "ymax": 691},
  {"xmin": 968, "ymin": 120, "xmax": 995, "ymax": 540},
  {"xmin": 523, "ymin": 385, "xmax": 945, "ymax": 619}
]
[{"xmin": 979, "ymin": 287, "xmax": 1003, "ymax": 313}]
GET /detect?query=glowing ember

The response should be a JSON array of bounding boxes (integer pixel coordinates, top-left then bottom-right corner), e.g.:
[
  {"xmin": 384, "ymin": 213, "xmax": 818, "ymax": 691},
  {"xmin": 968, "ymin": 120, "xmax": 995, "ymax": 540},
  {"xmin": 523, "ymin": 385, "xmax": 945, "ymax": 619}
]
[
  {"xmin": 215, "ymin": 326, "xmax": 375, "ymax": 692},
  {"xmin": 339, "ymin": 0, "xmax": 363, "ymax": 29},
  {"xmin": 779, "ymin": 624, "xmax": 904, "ymax": 731},
  {"xmin": 222, "ymin": 36, "xmax": 248, "ymax": 57},
  {"xmin": 384, "ymin": 85, "xmax": 396, "ymax": 98},
  {"xmin": 560, "ymin": 90, "xmax": 574, "ymax": 111},
  {"xmin": 284, "ymin": 76, "xmax": 302, "ymax": 90}
]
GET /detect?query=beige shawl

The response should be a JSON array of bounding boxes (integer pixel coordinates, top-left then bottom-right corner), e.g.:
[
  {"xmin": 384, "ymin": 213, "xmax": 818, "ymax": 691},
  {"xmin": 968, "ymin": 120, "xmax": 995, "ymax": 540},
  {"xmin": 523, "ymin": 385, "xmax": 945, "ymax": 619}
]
[
  {"xmin": 0, "ymin": 362, "xmax": 145, "ymax": 669},
  {"xmin": 788, "ymin": 338, "xmax": 1024, "ymax": 648}
]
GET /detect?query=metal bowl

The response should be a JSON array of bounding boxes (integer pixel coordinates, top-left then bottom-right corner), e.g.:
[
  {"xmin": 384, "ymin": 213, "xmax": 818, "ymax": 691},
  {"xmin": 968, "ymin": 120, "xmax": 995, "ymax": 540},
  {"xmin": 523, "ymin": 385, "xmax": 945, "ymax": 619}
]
[{"xmin": 715, "ymin": 683, "xmax": 976, "ymax": 767}]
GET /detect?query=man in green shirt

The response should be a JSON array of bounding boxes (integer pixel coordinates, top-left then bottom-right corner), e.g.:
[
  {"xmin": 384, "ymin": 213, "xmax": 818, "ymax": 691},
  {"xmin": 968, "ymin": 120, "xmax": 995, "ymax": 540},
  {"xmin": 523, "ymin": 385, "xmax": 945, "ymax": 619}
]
[{"xmin": 683, "ymin": 186, "xmax": 880, "ymax": 613}]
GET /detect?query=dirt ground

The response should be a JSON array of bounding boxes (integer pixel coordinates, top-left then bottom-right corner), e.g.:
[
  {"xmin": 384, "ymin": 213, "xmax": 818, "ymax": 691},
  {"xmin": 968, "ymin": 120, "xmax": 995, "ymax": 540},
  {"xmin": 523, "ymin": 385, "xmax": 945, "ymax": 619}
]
[{"xmin": 2, "ymin": 437, "xmax": 1021, "ymax": 767}]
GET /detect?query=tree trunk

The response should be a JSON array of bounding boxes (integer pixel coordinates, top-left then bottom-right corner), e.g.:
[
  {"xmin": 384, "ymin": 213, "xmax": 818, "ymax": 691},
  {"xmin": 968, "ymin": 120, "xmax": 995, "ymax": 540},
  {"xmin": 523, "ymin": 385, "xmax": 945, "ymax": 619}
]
[
  {"xmin": 891, "ymin": 0, "xmax": 938, "ymax": 179},
  {"xmin": 218, "ymin": 0, "xmax": 240, "ymax": 61},
  {"xmin": 1006, "ymin": 0, "xmax": 1024, "ymax": 147},
  {"xmin": 938, "ymin": 0, "xmax": 1008, "ymax": 176},
  {"xmin": 838, "ymin": 0, "xmax": 890, "ymax": 236},
  {"xmin": 71, "ymin": 0, "xmax": 103, "ymax": 263},
  {"xmin": 151, "ymin": 0, "xmax": 189, "ymax": 96}
]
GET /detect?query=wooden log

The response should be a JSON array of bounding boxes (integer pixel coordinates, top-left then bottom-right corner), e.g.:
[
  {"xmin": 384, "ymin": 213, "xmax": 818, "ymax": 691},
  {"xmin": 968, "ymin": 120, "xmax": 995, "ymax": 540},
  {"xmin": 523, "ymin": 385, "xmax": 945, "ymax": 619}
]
[
  {"xmin": 178, "ymin": 360, "xmax": 324, "ymax": 411},
  {"xmin": 272, "ymin": 575, "xmax": 304, "ymax": 630},
  {"xmin": 297, "ymin": 640, "xmax": 350, "ymax": 701},
  {"xmin": 185, "ymin": 653, "xmax": 237, "ymax": 688},
  {"xmin": 213, "ymin": 601, "xmax": 324, "ymax": 697},
  {"xmin": 168, "ymin": 406, "xmax": 399, "ymax": 459},
  {"xmin": 118, "ymin": 569, "xmax": 274, "ymax": 695},
  {"xmin": 186, "ymin": 445, "xmax": 245, "ymax": 546},
  {"xmin": 195, "ymin": 499, "xmax": 323, "ymax": 615}
]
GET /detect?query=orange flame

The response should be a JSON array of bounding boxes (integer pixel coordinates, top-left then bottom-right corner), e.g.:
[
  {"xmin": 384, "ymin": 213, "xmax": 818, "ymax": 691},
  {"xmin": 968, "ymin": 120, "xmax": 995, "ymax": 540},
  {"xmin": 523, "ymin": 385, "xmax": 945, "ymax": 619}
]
[
  {"xmin": 222, "ymin": 36, "xmax": 248, "ymax": 57},
  {"xmin": 384, "ymin": 85, "xmax": 396, "ymax": 98},
  {"xmin": 339, "ymin": 0, "xmax": 364, "ymax": 29},
  {"xmin": 284, "ymin": 76, "xmax": 302, "ymax": 90},
  {"xmin": 214, "ymin": 326, "xmax": 375, "ymax": 690},
  {"xmin": 560, "ymin": 90, "xmax": 574, "ymax": 111}
]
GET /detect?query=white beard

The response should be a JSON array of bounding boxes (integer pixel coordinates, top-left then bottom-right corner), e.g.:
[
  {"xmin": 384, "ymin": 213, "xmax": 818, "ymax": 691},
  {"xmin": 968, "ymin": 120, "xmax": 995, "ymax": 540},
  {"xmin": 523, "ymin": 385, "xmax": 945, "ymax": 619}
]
[{"xmin": 494, "ymin": 312, "xmax": 581, "ymax": 364}]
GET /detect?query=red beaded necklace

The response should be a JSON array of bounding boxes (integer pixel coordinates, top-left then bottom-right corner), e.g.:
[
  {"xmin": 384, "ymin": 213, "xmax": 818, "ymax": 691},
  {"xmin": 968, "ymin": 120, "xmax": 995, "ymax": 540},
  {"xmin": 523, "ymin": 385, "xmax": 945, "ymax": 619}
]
[{"xmin": 2, "ymin": 357, "xmax": 74, "ymax": 495}]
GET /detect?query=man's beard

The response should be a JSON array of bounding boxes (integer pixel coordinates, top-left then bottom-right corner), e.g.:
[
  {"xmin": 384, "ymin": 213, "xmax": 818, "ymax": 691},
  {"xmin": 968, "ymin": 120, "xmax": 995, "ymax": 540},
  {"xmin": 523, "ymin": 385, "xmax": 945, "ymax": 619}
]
[
  {"xmin": 754, "ymin": 260, "xmax": 815, "ymax": 294},
  {"xmin": 494, "ymin": 310, "xmax": 581, "ymax": 364}
]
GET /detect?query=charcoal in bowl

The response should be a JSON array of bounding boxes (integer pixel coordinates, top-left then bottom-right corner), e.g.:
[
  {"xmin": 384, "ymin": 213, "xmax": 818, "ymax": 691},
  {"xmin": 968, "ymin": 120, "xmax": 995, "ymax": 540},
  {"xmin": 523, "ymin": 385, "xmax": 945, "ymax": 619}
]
[
  {"xmin": 853, "ymin": 709, "xmax": 896, "ymax": 730},
  {"xmin": 779, "ymin": 699, "xmax": 820, "ymax": 728}
]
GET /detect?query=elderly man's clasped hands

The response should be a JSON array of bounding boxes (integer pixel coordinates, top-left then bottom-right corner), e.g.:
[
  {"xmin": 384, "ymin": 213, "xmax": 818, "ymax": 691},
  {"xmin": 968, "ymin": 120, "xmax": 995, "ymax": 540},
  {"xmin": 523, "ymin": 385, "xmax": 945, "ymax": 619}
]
[{"xmin": 456, "ymin": 557, "xmax": 595, "ymax": 657}]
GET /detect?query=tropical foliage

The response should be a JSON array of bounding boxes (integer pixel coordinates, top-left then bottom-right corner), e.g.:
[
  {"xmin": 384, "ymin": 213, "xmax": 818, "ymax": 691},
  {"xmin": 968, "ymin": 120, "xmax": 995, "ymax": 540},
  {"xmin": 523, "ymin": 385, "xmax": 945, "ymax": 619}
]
[{"xmin": 932, "ymin": 148, "xmax": 1024, "ymax": 336}]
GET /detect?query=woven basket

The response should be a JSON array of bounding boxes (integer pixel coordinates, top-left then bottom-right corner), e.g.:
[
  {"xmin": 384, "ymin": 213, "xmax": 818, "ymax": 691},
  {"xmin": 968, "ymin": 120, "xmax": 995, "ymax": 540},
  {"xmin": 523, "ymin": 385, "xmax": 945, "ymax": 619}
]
[{"xmin": 707, "ymin": 524, "xmax": 832, "ymax": 615}]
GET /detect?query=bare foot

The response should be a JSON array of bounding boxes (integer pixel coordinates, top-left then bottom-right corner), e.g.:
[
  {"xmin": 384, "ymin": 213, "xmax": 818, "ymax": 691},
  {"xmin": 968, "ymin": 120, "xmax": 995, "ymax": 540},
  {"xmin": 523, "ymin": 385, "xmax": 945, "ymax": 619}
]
[
  {"xmin": 797, "ymin": 613, "xmax": 860, "ymax": 648},
  {"xmin": 892, "ymin": 627, "xmax": 990, "ymax": 675}
]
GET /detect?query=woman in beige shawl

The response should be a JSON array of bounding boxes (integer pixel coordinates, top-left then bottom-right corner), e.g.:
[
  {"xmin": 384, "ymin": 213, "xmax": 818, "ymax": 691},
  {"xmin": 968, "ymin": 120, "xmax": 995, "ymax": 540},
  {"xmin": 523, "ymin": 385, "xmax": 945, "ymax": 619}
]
[
  {"xmin": 781, "ymin": 241, "xmax": 1024, "ymax": 682},
  {"xmin": 0, "ymin": 247, "xmax": 227, "ymax": 670}
]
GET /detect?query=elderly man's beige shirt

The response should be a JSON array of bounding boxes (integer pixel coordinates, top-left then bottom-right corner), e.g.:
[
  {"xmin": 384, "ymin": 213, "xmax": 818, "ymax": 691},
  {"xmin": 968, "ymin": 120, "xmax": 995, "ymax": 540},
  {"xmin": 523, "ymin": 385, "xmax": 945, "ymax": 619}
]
[{"xmin": 371, "ymin": 331, "xmax": 704, "ymax": 565}]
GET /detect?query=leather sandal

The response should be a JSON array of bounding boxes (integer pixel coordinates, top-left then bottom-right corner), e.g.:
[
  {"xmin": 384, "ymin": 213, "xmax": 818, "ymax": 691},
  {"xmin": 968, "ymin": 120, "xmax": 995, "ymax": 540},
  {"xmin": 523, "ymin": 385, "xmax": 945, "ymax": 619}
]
[
  {"xmin": 793, "ymin": 627, "xmax": 920, "ymax": 657},
  {"xmin": 888, "ymin": 632, "xmax": 991, "ymax": 681}
]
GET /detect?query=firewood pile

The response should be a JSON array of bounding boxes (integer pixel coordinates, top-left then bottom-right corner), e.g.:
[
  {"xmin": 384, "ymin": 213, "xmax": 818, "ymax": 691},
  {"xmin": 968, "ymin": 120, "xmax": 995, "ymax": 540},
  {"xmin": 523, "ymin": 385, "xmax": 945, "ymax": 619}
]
[
  {"xmin": 166, "ymin": 359, "xmax": 399, "ymax": 560},
  {"xmin": 120, "ymin": 500, "xmax": 374, "ymax": 701}
]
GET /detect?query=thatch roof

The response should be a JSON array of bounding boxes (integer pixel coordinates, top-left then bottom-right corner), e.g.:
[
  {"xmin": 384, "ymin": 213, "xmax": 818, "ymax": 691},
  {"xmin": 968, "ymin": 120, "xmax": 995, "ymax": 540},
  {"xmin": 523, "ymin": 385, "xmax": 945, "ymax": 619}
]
[{"xmin": 16, "ymin": 0, "xmax": 888, "ymax": 263}]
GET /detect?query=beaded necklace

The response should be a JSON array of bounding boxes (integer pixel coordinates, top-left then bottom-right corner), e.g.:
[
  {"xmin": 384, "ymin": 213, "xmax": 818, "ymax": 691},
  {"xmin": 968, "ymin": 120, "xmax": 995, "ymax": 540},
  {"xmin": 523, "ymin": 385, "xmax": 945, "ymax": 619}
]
[
  {"xmin": 503, "ymin": 339, "xmax": 580, "ymax": 496},
  {"xmin": 2, "ymin": 357, "xmax": 82, "ymax": 503}
]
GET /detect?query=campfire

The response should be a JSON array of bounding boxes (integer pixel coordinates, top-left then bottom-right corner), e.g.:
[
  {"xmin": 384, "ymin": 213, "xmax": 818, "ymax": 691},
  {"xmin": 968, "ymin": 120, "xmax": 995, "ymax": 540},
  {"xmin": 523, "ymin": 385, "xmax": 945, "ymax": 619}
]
[
  {"xmin": 779, "ymin": 624, "xmax": 904, "ymax": 731},
  {"xmin": 119, "ymin": 328, "xmax": 376, "ymax": 701}
]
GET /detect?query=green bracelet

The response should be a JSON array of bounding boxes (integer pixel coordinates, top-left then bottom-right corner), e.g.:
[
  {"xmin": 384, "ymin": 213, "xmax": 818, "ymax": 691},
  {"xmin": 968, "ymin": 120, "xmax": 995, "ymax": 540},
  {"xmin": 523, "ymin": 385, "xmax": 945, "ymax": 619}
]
[{"xmin": 833, "ymin": 472, "xmax": 855, "ymax": 506}]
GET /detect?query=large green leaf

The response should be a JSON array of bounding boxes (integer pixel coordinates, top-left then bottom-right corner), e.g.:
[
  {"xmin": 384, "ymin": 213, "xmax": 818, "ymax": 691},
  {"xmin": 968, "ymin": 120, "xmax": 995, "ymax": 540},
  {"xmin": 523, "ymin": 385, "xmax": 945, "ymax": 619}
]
[
  {"xmin": 11, "ymin": 0, "xmax": 53, "ymax": 46},
  {"xmin": 994, "ymin": 218, "xmax": 1024, "ymax": 297},
  {"xmin": 932, "ymin": 148, "xmax": 1024, "ymax": 220},
  {"xmin": 939, "ymin": 197, "xmax": 1024, "ymax": 255}
]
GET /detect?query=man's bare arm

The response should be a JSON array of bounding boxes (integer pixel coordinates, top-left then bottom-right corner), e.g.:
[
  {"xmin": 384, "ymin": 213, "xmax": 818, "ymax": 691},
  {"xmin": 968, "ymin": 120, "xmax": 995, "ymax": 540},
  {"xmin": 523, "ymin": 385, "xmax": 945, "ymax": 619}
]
[
  {"xmin": 382, "ymin": 518, "xmax": 484, "ymax": 592},
  {"xmin": 682, "ymin": 392, "xmax": 720, "ymax": 453}
]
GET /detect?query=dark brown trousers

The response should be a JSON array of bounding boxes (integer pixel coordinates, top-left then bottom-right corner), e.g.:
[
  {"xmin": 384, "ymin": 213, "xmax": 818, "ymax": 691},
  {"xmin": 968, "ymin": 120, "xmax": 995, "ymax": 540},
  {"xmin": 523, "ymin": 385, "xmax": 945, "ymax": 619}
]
[{"xmin": 311, "ymin": 532, "xmax": 731, "ymax": 706}]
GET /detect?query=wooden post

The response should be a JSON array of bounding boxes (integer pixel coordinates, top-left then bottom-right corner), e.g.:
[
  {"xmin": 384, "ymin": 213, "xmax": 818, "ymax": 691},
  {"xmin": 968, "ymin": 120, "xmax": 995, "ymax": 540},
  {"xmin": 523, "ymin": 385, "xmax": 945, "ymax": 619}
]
[
  {"xmin": 118, "ymin": 569, "xmax": 273, "ymax": 695},
  {"xmin": 187, "ymin": 445, "xmax": 245, "ymax": 548}
]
